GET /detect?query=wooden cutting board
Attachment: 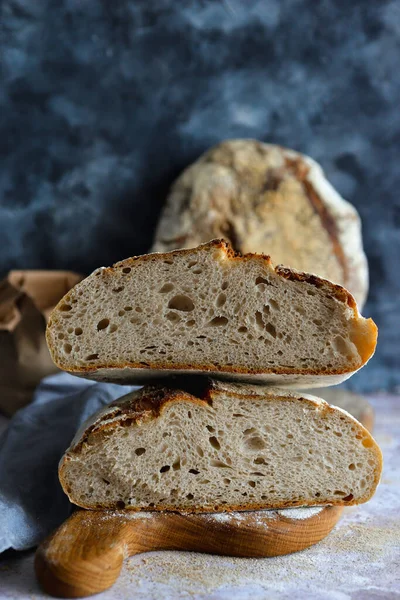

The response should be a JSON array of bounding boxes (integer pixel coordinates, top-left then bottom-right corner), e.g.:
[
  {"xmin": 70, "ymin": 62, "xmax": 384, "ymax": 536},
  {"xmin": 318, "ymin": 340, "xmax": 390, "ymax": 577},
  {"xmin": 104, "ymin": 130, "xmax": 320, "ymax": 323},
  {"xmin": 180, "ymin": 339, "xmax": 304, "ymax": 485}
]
[
  {"xmin": 35, "ymin": 392, "xmax": 373, "ymax": 598},
  {"xmin": 35, "ymin": 505, "xmax": 343, "ymax": 598}
]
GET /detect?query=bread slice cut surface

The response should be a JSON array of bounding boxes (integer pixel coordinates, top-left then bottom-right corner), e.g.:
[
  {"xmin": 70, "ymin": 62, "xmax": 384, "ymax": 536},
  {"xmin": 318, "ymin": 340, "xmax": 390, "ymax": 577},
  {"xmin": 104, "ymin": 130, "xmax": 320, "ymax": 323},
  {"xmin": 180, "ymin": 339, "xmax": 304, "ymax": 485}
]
[
  {"xmin": 46, "ymin": 240, "xmax": 377, "ymax": 387},
  {"xmin": 59, "ymin": 380, "xmax": 382, "ymax": 512}
]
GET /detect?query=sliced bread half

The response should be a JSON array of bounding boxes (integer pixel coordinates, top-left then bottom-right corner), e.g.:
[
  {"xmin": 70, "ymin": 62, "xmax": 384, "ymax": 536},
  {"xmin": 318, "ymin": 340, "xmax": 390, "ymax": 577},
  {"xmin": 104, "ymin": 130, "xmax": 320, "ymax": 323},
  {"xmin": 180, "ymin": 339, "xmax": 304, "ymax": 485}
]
[
  {"xmin": 46, "ymin": 240, "xmax": 377, "ymax": 387},
  {"xmin": 59, "ymin": 380, "xmax": 382, "ymax": 512}
]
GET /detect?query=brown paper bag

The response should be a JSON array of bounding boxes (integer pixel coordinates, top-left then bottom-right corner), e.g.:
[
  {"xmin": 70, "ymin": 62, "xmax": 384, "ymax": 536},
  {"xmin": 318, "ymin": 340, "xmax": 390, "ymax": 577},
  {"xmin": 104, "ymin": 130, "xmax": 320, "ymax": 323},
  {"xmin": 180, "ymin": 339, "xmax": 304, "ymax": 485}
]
[{"xmin": 0, "ymin": 270, "xmax": 83, "ymax": 416}]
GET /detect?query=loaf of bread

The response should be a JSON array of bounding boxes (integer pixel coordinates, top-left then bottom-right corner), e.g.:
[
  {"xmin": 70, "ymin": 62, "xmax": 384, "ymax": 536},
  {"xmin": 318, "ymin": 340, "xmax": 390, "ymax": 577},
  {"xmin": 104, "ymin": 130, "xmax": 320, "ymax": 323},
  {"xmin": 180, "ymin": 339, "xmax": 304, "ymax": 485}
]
[
  {"xmin": 46, "ymin": 240, "xmax": 377, "ymax": 388},
  {"xmin": 152, "ymin": 140, "xmax": 368, "ymax": 308},
  {"xmin": 59, "ymin": 380, "xmax": 382, "ymax": 512}
]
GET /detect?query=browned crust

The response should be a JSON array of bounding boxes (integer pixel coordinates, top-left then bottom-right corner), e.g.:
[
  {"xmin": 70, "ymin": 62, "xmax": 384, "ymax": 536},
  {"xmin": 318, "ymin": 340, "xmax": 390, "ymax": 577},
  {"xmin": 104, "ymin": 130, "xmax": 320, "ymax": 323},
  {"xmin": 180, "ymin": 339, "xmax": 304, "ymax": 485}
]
[
  {"xmin": 59, "ymin": 384, "xmax": 383, "ymax": 511},
  {"xmin": 47, "ymin": 239, "xmax": 377, "ymax": 380}
]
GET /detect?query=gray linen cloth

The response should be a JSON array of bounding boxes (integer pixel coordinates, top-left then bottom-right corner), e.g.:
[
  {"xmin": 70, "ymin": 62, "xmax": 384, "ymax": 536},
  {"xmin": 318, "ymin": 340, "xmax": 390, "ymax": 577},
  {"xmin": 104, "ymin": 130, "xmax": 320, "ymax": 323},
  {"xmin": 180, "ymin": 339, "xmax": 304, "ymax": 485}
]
[{"xmin": 0, "ymin": 372, "xmax": 136, "ymax": 552}]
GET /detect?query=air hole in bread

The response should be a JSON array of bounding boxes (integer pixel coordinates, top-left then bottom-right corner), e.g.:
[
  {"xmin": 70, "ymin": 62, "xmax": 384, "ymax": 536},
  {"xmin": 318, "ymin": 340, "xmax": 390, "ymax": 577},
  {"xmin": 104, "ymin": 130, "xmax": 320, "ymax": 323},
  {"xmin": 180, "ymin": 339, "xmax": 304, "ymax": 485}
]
[
  {"xmin": 159, "ymin": 283, "xmax": 174, "ymax": 293},
  {"xmin": 124, "ymin": 306, "xmax": 133, "ymax": 311},
  {"xmin": 59, "ymin": 303, "xmax": 72, "ymax": 312},
  {"xmin": 255, "ymin": 276, "xmax": 270, "ymax": 285},
  {"xmin": 238, "ymin": 326, "xmax": 248, "ymax": 334},
  {"xmin": 248, "ymin": 481, "xmax": 256, "ymax": 488},
  {"xmin": 160, "ymin": 465, "xmax": 170, "ymax": 473},
  {"xmin": 265, "ymin": 323, "xmax": 277, "ymax": 338},
  {"xmin": 67, "ymin": 327, "xmax": 74, "ymax": 333},
  {"xmin": 112, "ymin": 286, "xmax": 124, "ymax": 293},
  {"xmin": 221, "ymin": 281, "xmax": 228, "ymax": 290},
  {"xmin": 189, "ymin": 469, "xmax": 199, "ymax": 475},
  {"xmin": 63, "ymin": 343, "xmax": 72, "ymax": 354},
  {"xmin": 168, "ymin": 295, "xmax": 195, "ymax": 312},
  {"xmin": 209, "ymin": 436, "xmax": 220, "ymax": 450},
  {"xmin": 196, "ymin": 446, "xmax": 204, "ymax": 457},
  {"xmin": 172, "ymin": 458, "xmax": 181, "ymax": 471},
  {"xmin": 166, "ymin": 311, "xmax": 180, "ymax": 322},
  {"xmin": 58, "ymin": 333, "xmax": 64, "ymax": 339},
  {"xmin": 332, "ymin": 335, "xmax": 349, "ymax": 355},
  {"xmin": 334, "ymin": 490, "xmax": 346, "ymax": 496},
  {"xmin": 186, "ymin": 493, "xmax": 194, "ymax": 500},
  {"xmin": 122, "ymin": 267, "xmax": 131, "ymax": 274},
  {"xmin": 243, "ymin": 427, "xmax": 256, "ymax": 436},
  {"xmin": 85, "ymin": 353, "xmax": 99, "ymax": 361},
  {"xmin": 343, "ymin": 493, "xmax": 354, "ymax": 502},
  {"xmin": 208, "ymin": 316, "xmax": 229, "ymax": 327},
  {"xmin": 192, "ymin": 268, "xmax": 203, "ymax": 274},
  {"xmin": 255, "ymin": 311, "xmax": 264, "ymax": 330},
  {"xmin": 74, "ymin": 327, "xmax": 83, "ymax": 336},
  {"xmin": 135, "ymin": 448, "xmax": 146, "ymax": 456},
  {"xmin": 216, "ymin": 293, "xmax": 227, "ymax": 308},
  {"xmin": 116, "ymin": 500, "xmax": 125, "ymax": 509},
  {"xmin": 97, "ymin": 319, "xmax": 109, "ymax": 331},
  {"xmin": 210, "ymin": 459, "xmax": 231, "ymax": 468},
  {"xmin": 269, "ymin": 299, "xmax": 279, "ymax": 311},
  {"xmin": 243, "ymin": 435, "xmax": 267, "ymax": 451}
]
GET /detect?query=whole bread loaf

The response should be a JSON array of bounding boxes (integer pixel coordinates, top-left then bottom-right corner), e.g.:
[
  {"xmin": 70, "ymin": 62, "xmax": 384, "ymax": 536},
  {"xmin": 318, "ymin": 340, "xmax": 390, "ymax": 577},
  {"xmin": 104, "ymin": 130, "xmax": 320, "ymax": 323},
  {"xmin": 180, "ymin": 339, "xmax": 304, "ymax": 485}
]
[
  {"xmin": 152, "ymin": 140, "xmax": 368, "ymax": 308},
  {"xmin": 46, "ymin": 240, "xmax": 377, "ymax": 388},
  {"xmin": 59, "ymin": 380, "xmax": 382, "ymax": 512}
]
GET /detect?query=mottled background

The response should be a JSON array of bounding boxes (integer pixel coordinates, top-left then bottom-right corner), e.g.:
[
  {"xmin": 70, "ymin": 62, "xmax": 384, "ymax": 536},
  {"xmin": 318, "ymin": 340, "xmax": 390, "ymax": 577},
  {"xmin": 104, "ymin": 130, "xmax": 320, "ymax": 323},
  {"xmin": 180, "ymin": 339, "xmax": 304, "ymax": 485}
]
[{"xmin": 1, "ymin": 0, "xmax": 399, "ymax": 391}]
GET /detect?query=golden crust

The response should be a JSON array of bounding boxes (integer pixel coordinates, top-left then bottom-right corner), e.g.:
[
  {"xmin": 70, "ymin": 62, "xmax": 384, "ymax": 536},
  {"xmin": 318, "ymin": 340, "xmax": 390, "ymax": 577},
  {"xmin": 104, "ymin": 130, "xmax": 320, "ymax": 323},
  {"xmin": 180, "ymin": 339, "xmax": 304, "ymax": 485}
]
[{"xmin": 59, "ymin": 382, "xmax": 383, "ymax": 512}]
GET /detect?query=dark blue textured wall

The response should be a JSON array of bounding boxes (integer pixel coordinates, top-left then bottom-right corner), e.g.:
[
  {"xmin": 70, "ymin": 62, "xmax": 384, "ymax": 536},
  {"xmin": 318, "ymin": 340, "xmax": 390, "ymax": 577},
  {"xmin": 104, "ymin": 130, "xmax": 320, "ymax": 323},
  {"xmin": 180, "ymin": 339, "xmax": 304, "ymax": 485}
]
[{"xmin": 1, "ymin": 0, "xmax": 399, "ymax": 391}]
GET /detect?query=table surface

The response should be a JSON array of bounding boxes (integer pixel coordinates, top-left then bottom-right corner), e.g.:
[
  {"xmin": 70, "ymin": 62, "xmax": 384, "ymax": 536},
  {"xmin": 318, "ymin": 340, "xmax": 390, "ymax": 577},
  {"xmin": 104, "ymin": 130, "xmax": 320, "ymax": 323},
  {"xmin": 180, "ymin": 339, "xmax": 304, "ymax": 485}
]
[{"xmin": 0, "ymin": 394, "xmax": 399, "ymax": 600}]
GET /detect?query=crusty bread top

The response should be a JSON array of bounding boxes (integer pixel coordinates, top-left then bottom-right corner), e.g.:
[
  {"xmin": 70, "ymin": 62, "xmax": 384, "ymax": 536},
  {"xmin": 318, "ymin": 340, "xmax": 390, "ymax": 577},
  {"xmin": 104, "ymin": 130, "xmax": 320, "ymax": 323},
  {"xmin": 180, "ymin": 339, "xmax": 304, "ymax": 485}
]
[
  {"xmin": 152, "ymin": 139, "xmax": 369, "ymax": 308},
  {"xmin": 65, "ymin": 379, "xmax": 360, "ymax": 456},
  {"xmin": 46, "ymin": 240, "xmax": 377, "ymax": 386}
]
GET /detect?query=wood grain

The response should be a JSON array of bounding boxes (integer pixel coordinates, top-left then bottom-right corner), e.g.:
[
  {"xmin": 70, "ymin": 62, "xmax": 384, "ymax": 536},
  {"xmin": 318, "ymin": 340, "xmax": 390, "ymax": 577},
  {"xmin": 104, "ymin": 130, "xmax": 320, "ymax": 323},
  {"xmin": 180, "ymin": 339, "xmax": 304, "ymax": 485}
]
[{"xmin": 35, "ymin": 506, "xmax": 343, "ymax": 598}]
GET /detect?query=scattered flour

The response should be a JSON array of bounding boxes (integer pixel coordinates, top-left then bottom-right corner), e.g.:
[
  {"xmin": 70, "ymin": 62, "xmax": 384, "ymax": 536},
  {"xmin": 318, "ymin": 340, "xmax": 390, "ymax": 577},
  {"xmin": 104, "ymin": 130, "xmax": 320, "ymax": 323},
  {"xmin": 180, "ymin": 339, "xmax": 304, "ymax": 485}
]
[{"xmin": 278, "ymin": 506, "xmax": 324, "ymax": 520}]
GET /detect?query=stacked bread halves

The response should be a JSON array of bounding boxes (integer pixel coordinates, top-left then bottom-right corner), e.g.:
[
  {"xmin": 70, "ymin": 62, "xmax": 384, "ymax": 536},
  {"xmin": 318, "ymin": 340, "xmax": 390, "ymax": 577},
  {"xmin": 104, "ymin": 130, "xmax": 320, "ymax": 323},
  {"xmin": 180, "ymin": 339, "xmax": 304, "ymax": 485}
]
[{"xmin": 47, "ymin": 240, "xmax": 382, "ymax": 513}]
